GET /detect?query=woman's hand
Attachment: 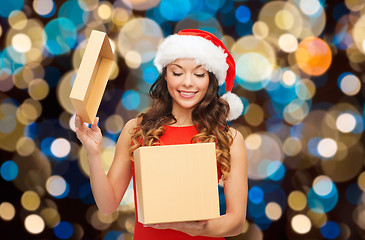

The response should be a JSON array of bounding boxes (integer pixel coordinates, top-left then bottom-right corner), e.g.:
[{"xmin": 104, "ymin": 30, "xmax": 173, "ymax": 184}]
[
  {"xmin": 75, "ymin": 115, "xmax": 102, "ymax": 154},
  {"xmin": 144, "ymin": 220, "xmax": 207, "ymax": 236}
]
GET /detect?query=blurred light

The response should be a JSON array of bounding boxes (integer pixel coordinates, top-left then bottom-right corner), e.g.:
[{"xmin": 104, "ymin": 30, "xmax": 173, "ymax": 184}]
[
  {"xmin": 50, "ymin": 138, "xmax": 71, "ymax": 159},
  {"xmin": 336, "ymin": 113, "xmax": 356, "ymax": 133},
  {"xmin": 0, "ymin": 160, "xmax": 18, "ymax": 181},
  {"xmin": 313, "ymin": 176, "xmax": 333, "ymax": 196},
  {"xmin": 296, "ymin": 37, "xmax": 332, "ymax": 76},
  {"xmin": 295, "ymin": 79, "xmax": 316, "ymax": 100},
  {"xmin": 46, "ymin": 175, "xmax": 69, "ymax": 199},
  {"xmin": 159, "ymin": 0, "xmax": 191, "ymax": 21},
  {"xmin": 235, "ymin": 5, "xmax": 251, "ymax": 23},
  {"xmin": 317, "ymin": 138, "xmax": 337, "ymax": 158},
  {"xmin": 0, "ymin": 202, "xmax": 16, "ymax": 221},
  {"xmin": 122, "ymin": 90, "xmax": 140, "ymax": 110},
  {"xmin": 291, "ymin": 214, "xmax": 311, "ymax": 234},
  {"xmin": 358, "ymin": 171, "xmax": 365, "ymax": 192},
  {"xmin": 125, "ymin": 50, "xmax": 142, "ymax": 69},
  {"xmin": 12, "ymin": 33, "xmax": 31, "ymax": 53},
  {"xmin": 299, "ymin": 0, "xmax": 321, "ymax": 16},
  {"xmin": 279, "ymin": 33, "xmax": 298, "ymax": 53},
  {"xmin": 54, "ymin": 221, "xmax": 74, "ymax": 239},
  {"xmin": 8, "ymin": 11, "xmax": 28, "ymax": 30},
  {"xmin": 249, "ymin": 186, "xmax": 264, "ymax": 204},
  {"xmin": 265, "ymin": 202, "xmax": 282, "ymax": 221},
  {"xmin": 104, "ymin": 230, "xmax": 124, "ymax": 240},
  {"xmin": 40, "ymin": 208, "xmax": 61, "ymax": 228},
  {"xmin": 267, "ymin": 161, "xmax": 285, "ymax": 181},
  {"xmin": 126, "ymin": 0, "xmax": 161, "ymax": 11},
  {"xmin": 283, "ymin": 137, "xmax": 302, "ymax": 156},
  {"xmin": 282, "ymin": 70, "xmax": 297, "ymax": 86},
  {"xmin": 320, "ymin": 221, "xmax": 341, "ymax": 239},
  {"xmin": 244, "ymin": 104, "xmax": 264, "ymax": 127},
  {"xmin": 0, "ymin": 0, "xmax": 24, "ymax": 18},
  {"xmin": 28, "ymin": 78, "xmax": 49, "ymax": 100},
  {"xmin": 96, "ymin": 1, "xmax": 113, "ymax": 21},
  {"xmin": 344, "ymin": 0, "xmax": 365, "ymax": 12},
  {"xmin": 236, "ymin": 53, "xmax": 272, "ymax": 91},
  {"xmin": 245, "ymin": 133, "xmax": 262, "ymax": 150},
  {"xmin": 43, "ymin": 18, "xmax": 77, "ymax": 55},
  {"xmin": 307, "ymin": 210, "xmax": 327, "ymax": 228},
  {"xmin": 288, "ymin": 191, "xmax": 307, "ymax": 211},
  {"xmin": 105, "ymin": 114, "xmax": 124, "ymax": 134},
  {"xmin": 275, "ymin": 9, "xmax": 294, "ymax": 30},
  {"xmin": 117, "ymin": 18, "xmax": 163, "ymax": 64},
  {"xmin": 252, "ymin": 21, "xmax": 269, "ymax": 39},
  {"xmin": 24, "ymin": 214, "xmax": 45, "ymax": 234},
  {"xmin": 33, "ymin": 0, "xmax": 56, "ymax": 17},
  {"xmin": 21, "ymin": 191, "xmax": 41, "ymax": 211},
  {"xmin": 58, "ymin": 0, "xmax": 89, "ymax": 30},
  {"xmin": 338, "ymin": 73, "xmax": 361, "ymax": 96},
  {"xmin": 307, "ymin": 183, "xmax": 338, "ymax": 213}
]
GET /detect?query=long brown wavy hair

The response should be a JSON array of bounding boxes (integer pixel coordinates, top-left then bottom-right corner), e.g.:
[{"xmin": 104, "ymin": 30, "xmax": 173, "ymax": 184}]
[{"xmin": 129, "ymin": 67, "xmax": 234, "ymax": 179}]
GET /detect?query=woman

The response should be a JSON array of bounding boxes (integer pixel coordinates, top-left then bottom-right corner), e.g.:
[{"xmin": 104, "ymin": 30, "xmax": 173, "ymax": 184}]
[{"xmin": 75, "ymin": 29, "xmax": 248, "ymax": 239}]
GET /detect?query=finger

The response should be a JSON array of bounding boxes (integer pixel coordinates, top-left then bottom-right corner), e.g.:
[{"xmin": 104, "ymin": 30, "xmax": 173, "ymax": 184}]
[{"xmin": 91, "ymin": 117, "xmax": 100, "ymax": 132}]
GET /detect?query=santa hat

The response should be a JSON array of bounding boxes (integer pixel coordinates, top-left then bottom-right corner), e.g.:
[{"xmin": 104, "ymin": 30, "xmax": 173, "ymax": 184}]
[{"xmin": 153, "ymin": 29, "xmax": 243, "ymax": 121}]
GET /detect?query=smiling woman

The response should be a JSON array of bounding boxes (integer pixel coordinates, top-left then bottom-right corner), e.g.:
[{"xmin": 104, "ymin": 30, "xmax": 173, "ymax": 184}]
[{"xmin": 75, "ymin": 29, "xmax": 248, "ymax": 240}]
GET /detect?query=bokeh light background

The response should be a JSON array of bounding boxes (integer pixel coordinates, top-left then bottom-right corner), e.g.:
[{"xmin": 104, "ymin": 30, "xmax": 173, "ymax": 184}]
[{"xmin": 0, "ymin": 0, "xmax": 364, "ymax": 239}]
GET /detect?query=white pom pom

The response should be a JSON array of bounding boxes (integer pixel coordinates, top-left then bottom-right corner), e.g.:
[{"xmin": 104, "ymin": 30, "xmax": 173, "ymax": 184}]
[{"xmin": 221, "ymin": 92, "xmax": 244, "ymax": 121}]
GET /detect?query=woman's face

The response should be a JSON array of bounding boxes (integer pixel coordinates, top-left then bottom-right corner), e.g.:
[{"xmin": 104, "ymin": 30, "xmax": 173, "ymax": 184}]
[{"xmin": 165, "ymin": 58, "xmax": 210, "ymax": 113}]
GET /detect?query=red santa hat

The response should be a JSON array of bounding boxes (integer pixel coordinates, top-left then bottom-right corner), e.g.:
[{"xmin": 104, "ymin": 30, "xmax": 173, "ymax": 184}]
[{"xmin": 153, "ymin": 29, "xmax": 243, "ymax": 121}]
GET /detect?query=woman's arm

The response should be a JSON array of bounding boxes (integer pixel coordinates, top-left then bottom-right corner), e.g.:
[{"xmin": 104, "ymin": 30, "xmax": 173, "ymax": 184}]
[
  {"xmin": 75, "ymin": 116, "xmax": 136, "ymax": 215},
  {"xmin": 147, "ymin": 128, "xmax": 248, "ymax": 237}
]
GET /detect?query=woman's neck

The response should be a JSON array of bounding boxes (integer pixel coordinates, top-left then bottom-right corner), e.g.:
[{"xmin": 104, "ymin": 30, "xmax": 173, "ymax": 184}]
[{"xmin": 171, "ymin": 108, "xmax": 194, "ymax": 126}]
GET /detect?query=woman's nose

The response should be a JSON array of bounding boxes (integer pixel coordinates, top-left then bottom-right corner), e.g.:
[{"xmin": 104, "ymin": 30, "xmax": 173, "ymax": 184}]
[{"xmin": 182, "ymin": 74, "xmax": 193, "ymax": 87}]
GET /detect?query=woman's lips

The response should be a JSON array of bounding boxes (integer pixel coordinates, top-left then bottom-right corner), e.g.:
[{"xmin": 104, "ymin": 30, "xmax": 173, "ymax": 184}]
[{"xmin": 178, "ymin": 90, "xmax": 198, "ymax": 98}]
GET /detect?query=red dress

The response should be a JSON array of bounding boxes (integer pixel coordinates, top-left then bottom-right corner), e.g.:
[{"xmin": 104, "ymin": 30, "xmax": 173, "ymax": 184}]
[{"xmin": 131, "ymin": 125, "xmax": 224, "ymax": 240}]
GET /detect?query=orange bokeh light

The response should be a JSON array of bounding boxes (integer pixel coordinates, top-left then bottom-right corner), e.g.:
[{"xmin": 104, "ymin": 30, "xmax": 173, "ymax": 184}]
[{"xmin": 295, "ymin": 37, "xmax": 332, "ymax": 76}]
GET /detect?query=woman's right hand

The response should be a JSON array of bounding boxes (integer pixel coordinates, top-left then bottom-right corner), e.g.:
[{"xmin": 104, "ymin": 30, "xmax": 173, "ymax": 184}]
[{"xmin": 75, "ymin": 115, "xmax": 102, "ymax": 154}]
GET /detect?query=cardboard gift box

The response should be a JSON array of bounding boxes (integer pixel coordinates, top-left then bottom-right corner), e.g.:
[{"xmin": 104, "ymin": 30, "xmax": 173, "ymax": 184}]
[
  {"xmin": 69, "ymin": 30, "xmax": 114, "ymax": 124},
  {"xmin": 133, "ymin": 142, "xmax": 220, "ymax": 224}
]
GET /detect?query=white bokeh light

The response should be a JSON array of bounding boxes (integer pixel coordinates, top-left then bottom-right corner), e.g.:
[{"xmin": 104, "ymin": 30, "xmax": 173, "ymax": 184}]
[
  {"xmin": 313, "ymin": 175, "xmax": 333, "ymax": 196},
  {"xmin": 336, "ymin": 113, "xmax": 356, "ymax": 133},
  {"xmin": 51, "ymin": 138, "xmax": 71, "ymax": 158},
  {"xmin": 24, "ymin": 214, "xmax": 45, "ymax": 234},
  {"xmin": 317, "ymin": 138, "xmax": 337, "ymax": 158},
  {"xmin": 300, "ymin": 0, "xmax": 321, "ymax": 16},
  {"xmin": 291, "ymin": 214, "xmax": 311, "ymax": 234},
  {"xmin": 46, "ymin": 175, "xmax": 67, "ymax": 197}
]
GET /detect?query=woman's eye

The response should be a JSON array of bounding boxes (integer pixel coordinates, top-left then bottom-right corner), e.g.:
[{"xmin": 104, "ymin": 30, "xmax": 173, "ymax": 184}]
[
  {"xmin": 195, "ymin": 73, "xmax": 206, "ymax": 78},
  {"xmin": 173, "ymin": 72, "xmax": 182, "ymax": 76}
]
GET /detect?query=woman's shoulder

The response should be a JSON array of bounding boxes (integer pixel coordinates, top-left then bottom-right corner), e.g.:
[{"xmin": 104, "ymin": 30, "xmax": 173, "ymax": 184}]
[
  {"xmin": 123, "ymin": 117, "xmax": 140, "ymax": 132},
  {"xmin": 229, "ymin": 127, "xmax": 244, "ymax": 143}
]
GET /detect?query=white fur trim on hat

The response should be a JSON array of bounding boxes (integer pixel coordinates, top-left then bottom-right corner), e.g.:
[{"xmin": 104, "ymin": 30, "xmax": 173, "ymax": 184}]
[
  {"xmin": 221, "ymin": 91, "xmax": 244, "ymax": 120},
  {"xmin": 154, "ymin": 34, "xmax": 228, "ymax": 85}
]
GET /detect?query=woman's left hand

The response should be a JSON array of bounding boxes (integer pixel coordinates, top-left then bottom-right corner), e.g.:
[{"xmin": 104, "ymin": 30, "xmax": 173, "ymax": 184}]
[{"xmin": 144, "ymin": 220, "xmax": 207, "ymax": 236}]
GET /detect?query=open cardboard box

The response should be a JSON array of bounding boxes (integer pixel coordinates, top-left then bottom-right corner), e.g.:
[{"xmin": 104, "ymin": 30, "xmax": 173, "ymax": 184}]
[
  {"xmin": 134, "ymin": 142, "xmax": 220, "ymax": 224},
  {"xmin": 69, "ymin": 30, "xmax": 114, "ymax": 124}
]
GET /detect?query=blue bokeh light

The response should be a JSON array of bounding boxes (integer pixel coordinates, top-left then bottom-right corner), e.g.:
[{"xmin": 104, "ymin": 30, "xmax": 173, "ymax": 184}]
[
  {"xmin": 249, "ymin": 186, "xmax": 264, "ymax": 204},
  {"xmin": 122, "ymin": 90, "xmax": 140, "ymax": 110},
  {"xmin": 0, "ymin": 160, "xmax": 19, "ymax": 181},
  {"xmin": 320, "ymin": 221, "xmax": 341, "ymax": 239},
  {"xmin": 58, "ymin": 0, "xmax": 89, "ymax": 30},
  {"xmin": 267, "ymin": 161, "xmax": 285, "ymax": 181},
  {"xmin": 53, "ymin": 221, "xmax": 74, "ymax": 239},
  {"xmin": 0, "ymin": 0, "xmax": 23, "ymax": 18},
  {"xmin": 235, "ymin": 5, "xmax": 251, "ymax": 23},
  {"xmin": 1, "ymin": 46, "xmax": 26, "ymax": 75},
  {"xmin": 307, "ymin": 183, "xmax": 338, "ymax": 213},
  {"xmin": 104, "ymin": 230, "xmax": 125, "ymax": 240},
  {"xmin": 43, "ymin": 18, "xmax": 77, "ymax": 55},
  {"xmin": 159, "ymin": 0, "xmax": 191, "ymax": 21},
  {"xmin": 143, "ymin": 66, "xmax": 159, "ymax": 84}
]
